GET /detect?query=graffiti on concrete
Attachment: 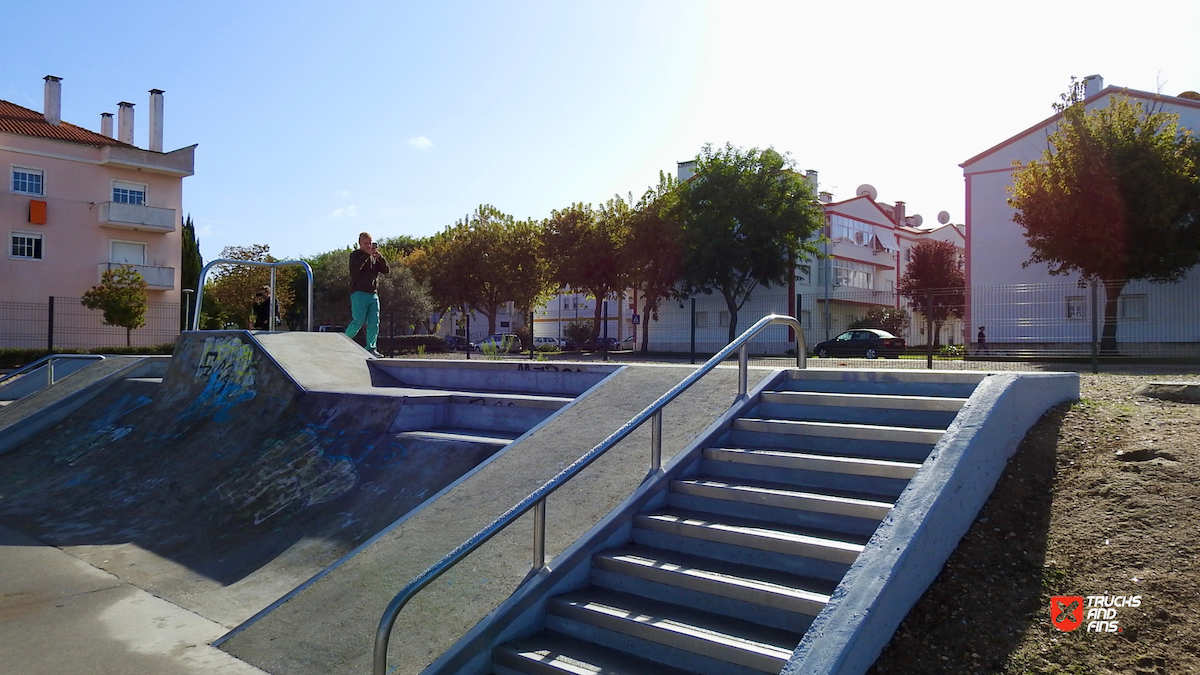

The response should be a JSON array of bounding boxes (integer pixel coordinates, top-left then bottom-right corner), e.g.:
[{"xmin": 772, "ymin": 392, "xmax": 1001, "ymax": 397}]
[
  {"xmin": 210, "ymin": 428, "xmax": 358, "ymax": 526},
  {"xmin": 188, "ymin": 336, "xmax": 258, "ymax": 422},
  {"xmin": 516, "ymin": 364, "xmax": 583, "ymax": 373},
  {"xmin": 465, "ymin": 398, "xmax": 516, "ymax": 407},
  {"xmin": 52, "ymin": 393, "xmax": 152, "ymax": 466}
]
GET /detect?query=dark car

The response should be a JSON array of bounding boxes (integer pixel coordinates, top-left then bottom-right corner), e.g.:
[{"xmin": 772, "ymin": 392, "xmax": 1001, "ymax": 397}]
[
  {"xmin": 588, "ymin": 336, "xmax": 621, "ymax": 351},
  {"xmin": 811, "ymin": 329, "xmax": 906, "ymax": 359},
  {"xmin": 444, "ymin": 335, "xmax": 474, "ymax": 351}
]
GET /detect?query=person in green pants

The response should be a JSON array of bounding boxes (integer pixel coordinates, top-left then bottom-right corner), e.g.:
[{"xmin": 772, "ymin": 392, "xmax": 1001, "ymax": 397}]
[{"xmin": 345, "ymin": 232, "xmax": 390, "ymax": 357}]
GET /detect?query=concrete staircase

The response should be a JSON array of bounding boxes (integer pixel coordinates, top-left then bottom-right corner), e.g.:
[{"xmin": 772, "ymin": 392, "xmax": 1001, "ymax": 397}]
[{"xmin": 489, "ymin": 370, "xmax": 981, "ymax": 675}]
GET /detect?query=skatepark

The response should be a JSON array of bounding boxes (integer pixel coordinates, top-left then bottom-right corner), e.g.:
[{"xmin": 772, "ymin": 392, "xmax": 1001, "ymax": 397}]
[{"xmin": 0, "ymin": 319, "xmax": 1078, "ymax": 675}]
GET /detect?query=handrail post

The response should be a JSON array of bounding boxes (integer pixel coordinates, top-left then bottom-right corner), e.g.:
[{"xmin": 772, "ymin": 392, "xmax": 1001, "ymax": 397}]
[
  {"xmin": 533, "ymin": 499, "xmax": 546, "ymax": 570},
  {"xmin": 650, "ymin": 410, "xmax": 662, "ymax": 472},
  {"xmin": 738, "ymin": 344, "xmax": 748, "ymax": 398},
  {"xmin": 47, "ymin": 359, "xmax": 54, "ymax": 387}
]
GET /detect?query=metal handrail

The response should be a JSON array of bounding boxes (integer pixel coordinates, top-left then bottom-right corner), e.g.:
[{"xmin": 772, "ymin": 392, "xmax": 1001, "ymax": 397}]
[
  {"xmin": 372, "ymin": 314, "xmax": 805, "ymax": 675},
  {"xmin": 0, "ymin": 354, "xmax": 106, "ymax": 389},
  {"xmin": 190, "ymin": 259, "xmax": 314, "ymax": 332}
]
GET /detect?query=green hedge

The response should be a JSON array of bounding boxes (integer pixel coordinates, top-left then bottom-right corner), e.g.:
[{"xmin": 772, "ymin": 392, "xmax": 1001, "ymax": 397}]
[
  {"xmin": 377, "ymin": 335, "xmax": 447, "ymax": 355},
  {"xmin": 0, "ymin": 343, "xmax": 176, "ymax": 369}
]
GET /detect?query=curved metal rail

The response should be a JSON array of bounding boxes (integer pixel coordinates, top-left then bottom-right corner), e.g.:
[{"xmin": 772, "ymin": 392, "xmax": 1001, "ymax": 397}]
[
  {"xmin": 373, "ymin": 314, "xmax": 805, "ymax": 675},
  {"xmin": 190, "ymin": 259, "xmax": 314, "ymax": 332},
  {"xmin": 0, "ymin": 353, "xmax": 106, "ymax": 389}
]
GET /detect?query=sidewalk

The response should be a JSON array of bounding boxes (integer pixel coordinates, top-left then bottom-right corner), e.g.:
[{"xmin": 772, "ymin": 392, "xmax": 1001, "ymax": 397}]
[{"xmin": 0, "ymin": 523, "xmax": 268, "ymax": 675}]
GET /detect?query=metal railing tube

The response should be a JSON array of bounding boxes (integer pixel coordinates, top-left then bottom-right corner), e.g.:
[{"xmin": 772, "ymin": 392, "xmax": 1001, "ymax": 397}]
[
  {"xmin": 650, "ymin": 410, "xmax": 663, "ymax": 472},
  {"xmin": 191, "ymin": 259, "xmax": 314, "ymax": 332},
  {"xmin": 0, "ymin": 354, "xmax": 106, "ymax": 388},
  {"xmin": 372, "ymin": 314, "xmax": 804, "ymax": 675},
  {"xmin": 533, "ymin": 500, "xmax": 547, "ymax": 570},
  {"xmin": 738, "ymin": 345, "xmax": 749, "ymax": 398}
]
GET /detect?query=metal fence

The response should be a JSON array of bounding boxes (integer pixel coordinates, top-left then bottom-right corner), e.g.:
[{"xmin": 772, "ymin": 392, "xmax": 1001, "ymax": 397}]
[{"xmin": 0, "ymin": 296, "xmax": 182, "ymax": 350}]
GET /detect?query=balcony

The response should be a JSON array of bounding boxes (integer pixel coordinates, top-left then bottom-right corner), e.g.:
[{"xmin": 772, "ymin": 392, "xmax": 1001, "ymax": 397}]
[
  {"xmin": 97, "ymin": 263, "xmax": 175, "ymax": 290},
  {"xmin": 99, "ymin": 202, "xmax": 176, "ymax": 233}
]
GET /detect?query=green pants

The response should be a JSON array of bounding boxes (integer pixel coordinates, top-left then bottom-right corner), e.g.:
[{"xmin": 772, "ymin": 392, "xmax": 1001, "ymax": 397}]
[{"xmin": 345, "ymin": 291, "xmax": 380, "ymax": 349}]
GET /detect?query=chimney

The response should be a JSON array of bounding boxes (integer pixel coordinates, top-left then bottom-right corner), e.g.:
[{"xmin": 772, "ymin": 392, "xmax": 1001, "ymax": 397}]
[
  {"xmin": 894, "ymin": 200, "xmax": 906, "ymax": 226},
  {"xmin": 43, "ymin": 75, "xmax": 62, "ymax": 126},
  {"xmin": 1083, "ymin": 74, "xmax": 1104, "ymax": 98},
  {"xmin": 117, "ymin": 102, "xmax": 135, "ymax": 145},
  {"xmin": 818, "ymin": 191, "xmax": 833, "ymax": 204},
  {"xmin": 804, "ymin": 169, "xmax": 818, "ymax": 192},
  {"xmin": 148, "ymin": 89, "xmax": 164, "ymax": 152},
  {"xmin": 100, "ymin": 112, "xmax": 113, "ymax": 138},
  {"xmin": 677, "ymin": 160, "xmax": 696, "ymax": 181}
]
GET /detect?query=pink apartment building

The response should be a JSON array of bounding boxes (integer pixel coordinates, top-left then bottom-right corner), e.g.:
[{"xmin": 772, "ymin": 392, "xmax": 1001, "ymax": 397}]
[{"xmin": 1, "ymin": 76, "xmax": 195, "ymax": 348}]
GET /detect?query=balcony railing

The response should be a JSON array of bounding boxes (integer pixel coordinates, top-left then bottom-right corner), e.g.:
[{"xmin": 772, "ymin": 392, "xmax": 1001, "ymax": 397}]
[
  {"xmin": 98, "ymin": 202, "xmax": 176, "ymax": 233},
  {"xmin": 97, "ymin": 263, "xmax": 175, "ymax": 290}
]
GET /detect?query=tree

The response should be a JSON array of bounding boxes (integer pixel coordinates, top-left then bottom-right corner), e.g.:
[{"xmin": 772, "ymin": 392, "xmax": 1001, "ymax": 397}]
[
  {"xmin": 305, "ymin": 246, "xmax": 433, "ymax": 334},
  {"xmin": 676, "ymin": 143, "xmax": 824, "ymax": 342},
  {"xmin": 850, "ymin": 306, "xmax": 911, "ymax": 337},
  {"xmin": 623, "ymin": 173, "xmax": 684, "ymax": 352},
  {"xmin": 1009, "ymin": 83, "xmax": 1200, "ymax": 352},
  {"xmin": 203, "ymin": 245, "xmax": 296, "ymax": 329},
  {"xmin": 81, "ymin": 265, "xmax": 148, "ymax": 346},
  {"xmin": 181, "ymin": 215, "xmax": 203, "ymax": 329},
  {"xmin": 543, "ymin": 201, "xmax": 628, "ymax": 342},
  {"xmin": 896, "ymin": 240, "xmax": 965, "ymax": 347}
]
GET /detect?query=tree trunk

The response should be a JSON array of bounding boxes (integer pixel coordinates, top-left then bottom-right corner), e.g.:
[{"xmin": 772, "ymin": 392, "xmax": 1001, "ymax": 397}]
[
  {"xmin": 126, "ymin": 326, "xmax": 132, "ymax": 347},
  {"xmin": 933, "ymin": 321, "xmax": 943, "ymax": 348},
  {"xmin": 1101, "ymin": 280, "xmax": 1125, "ymax": 355},
  {"xmin": 641, "ymin": 299, "xmax": 653, "ymax": 353},
  {"xmin": 723, "ymin": 292, "xmax": 740, "ymax": 345}
]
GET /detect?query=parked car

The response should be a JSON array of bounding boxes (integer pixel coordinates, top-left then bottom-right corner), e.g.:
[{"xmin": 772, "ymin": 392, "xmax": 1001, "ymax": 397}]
[
  {"xmin": 476, "ymin": 334, "xmax": 523, "ymax": 353},
  {"xmin": 316, "ymin": 325, "xmax": 346, "ymax": 333},
  {"xmin": 811, "ymin": 329, "xmax": 906, "ymax": 359},
  {"xmin": 531, "ymin": 336, "xmax": 562, "ymax": 350},
  {"xmin": 444, "ymin": 335, "xmax": 474, "ymax": 351},
  {"xmin": 588, "ymin": 336, "xmax": 621, "ymax": 351}
]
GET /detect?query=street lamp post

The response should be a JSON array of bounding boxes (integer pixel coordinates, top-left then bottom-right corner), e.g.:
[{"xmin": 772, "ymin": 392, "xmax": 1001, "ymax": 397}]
[{"xmin": 182, "ymin": 288, "xmax": 195, "ymax": 331}]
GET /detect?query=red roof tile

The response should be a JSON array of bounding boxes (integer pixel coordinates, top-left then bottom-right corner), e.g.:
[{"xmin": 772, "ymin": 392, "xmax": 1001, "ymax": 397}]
[{"xmin": 0, "ymin": 99, "xmax": 134, "ymax": 148}]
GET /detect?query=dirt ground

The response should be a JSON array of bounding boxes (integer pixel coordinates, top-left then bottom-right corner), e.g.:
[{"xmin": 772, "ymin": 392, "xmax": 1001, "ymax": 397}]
[{"xmin": 868, "ymin": 374, "xmax": 1200, "ymax": 675}]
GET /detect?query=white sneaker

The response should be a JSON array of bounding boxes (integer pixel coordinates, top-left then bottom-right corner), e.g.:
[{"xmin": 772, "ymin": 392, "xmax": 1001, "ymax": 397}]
[{"xmin": 369, "ymin": 349, "xmax": 384, "ymax": 358}]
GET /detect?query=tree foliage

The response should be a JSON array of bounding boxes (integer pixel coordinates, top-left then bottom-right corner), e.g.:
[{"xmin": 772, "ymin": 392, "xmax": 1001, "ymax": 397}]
[
  {"xmin": 181, "ymin": 214, "xmax": 202, "ymax": 329},
  {"xmin": 81, "ymin": 265, "xmax": 148, "ymax": 346},
  {"xmin": 676, "ymin": 143, "xmax": 824, "ymax": 341},
  {"xmin": 896, "ymin": 240, "xmax": 965, "ymax": 346},
  {"xmin": 543, "ymin": 201, "xmax": 629, "ymax": 341},
  {"xmin": 306, "ymin": 247, "xmax": 433, "ymax": 333},
  {"xmin": 202, "ymin": 245, "xmax": 296, "ymax": 329},
  {"xmin": 623, "ymin": 173, "xmax": 684, "ymax": 352},
  {"xmin": 849, "ymin": 306, "xmax": 911, "ymax": 337},
  {"xmin": 1009, "ymin": 85, "xmax": 1200, "ymax": 351}
]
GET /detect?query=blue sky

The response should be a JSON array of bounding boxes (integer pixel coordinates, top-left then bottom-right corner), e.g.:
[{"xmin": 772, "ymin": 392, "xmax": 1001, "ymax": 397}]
[{"xmin": 5, "ymin": 1, "xmax": 1200, "ymax": 263}]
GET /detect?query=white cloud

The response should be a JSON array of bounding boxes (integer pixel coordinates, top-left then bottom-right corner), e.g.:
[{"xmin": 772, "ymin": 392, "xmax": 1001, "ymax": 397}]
[
  {"xmin": 331, "ymin": 205, "xmax": 359, "ymax": 219},
  {"xmin": 333, "ymin": 189, "xmax": 350, "ymax": 198},
  {"xmin": 407, "ymin": 136, "xmax": 434, "ymax": 150}
]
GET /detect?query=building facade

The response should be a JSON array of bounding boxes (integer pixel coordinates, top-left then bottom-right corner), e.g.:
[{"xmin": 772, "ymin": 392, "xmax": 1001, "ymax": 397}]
[
  {"xmin": 961, "ymin": 75, "xmax": 1200, "ymax": 353},
  {"xmin": 1, "ymin": 76, "xmax": 195, "ymax": 348}
]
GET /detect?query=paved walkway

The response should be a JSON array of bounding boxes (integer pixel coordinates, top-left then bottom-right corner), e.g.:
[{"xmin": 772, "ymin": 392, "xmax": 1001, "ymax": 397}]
[{"xmin": 0, "ymin": 522, "xmax": 267, "ymax": 675}]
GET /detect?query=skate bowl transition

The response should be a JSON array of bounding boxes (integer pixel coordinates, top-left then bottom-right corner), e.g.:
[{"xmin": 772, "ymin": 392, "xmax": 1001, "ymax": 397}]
[{"xmin": 0, "ymin": 324, "xmax": 1078, "ymax": 675}]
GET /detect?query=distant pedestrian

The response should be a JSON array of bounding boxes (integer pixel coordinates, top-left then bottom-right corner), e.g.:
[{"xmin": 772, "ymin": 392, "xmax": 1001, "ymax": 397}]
[
  {"xmin": 252, "ymin": 285, "xmax": 272, "ymax": 330},
  {"xmin": 345, "ymin": 232, "xmax": 389, "ymax": 358},
  {"xmin": 977, "ymin": 325, "xmax": 987, "ymax": 355}
]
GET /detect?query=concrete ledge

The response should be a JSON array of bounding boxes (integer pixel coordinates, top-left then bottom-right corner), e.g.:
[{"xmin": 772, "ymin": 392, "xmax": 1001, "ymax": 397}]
[{"xmin": 781, "ymin": 371, "xmax": 1079, "ymax": 675}]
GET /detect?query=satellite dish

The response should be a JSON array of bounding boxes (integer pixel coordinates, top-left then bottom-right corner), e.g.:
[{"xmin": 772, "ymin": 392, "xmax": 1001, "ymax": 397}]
[
  {"xmin": 855, "ymin": 184, "xmax": 878, "ymax": 201},
  {"xmin": 937, "ymin": 211, "xmax": 951, "ymax": 225},
  {"xmin": 1179, "ymin": 91, "xmax": 1200, "ymax": 101},
  {"xmin": 854, "ymin": 231, "xmax": 865, "ymax": 245},
  {"xmin": 909, "ymin": 214, "xmax": 923, "ymax": 227}
]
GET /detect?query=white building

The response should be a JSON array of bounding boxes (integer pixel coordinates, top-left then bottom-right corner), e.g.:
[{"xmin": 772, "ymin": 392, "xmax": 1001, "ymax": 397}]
[{"xmin": 961, "ymin": 75, "xmax": 1200, "ymax": 353}]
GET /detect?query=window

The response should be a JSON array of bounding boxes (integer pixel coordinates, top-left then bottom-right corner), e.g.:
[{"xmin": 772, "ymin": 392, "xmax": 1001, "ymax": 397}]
[
  {"xmin": 719, "ymin": 311, "xmax": 730, "ymax": 327},
  {"xmin": 12, "ymin": 167, "xmax": 44, "ymax": 195},
  {"xmin": 695, "ymin": 311, "xmax": 709, "ymax": 327},
  {"xmin": 1119, "ymin": 294, "xmax": 1146, "ymax": 320},
  {"xmin": 113, "ymin": 180, "xmax": 146, "ymax": 205},
  {"xmin": 829, "ymin": 214, "xmax": 873, "ymax": 247},
  {"xmin": 110, "ymin": 240, "xmax": 146, "ymax": 265},
  {"xmin": 1066, "ymin": 296, "xmax": 1085, "ymax": 319},
  {"xmin": 11, "ymin": 232, "xmax": 43, "ymax": 259},
  {"xmin": 834, "ymin": 260, "xmax": 874, "ymax": 289}
]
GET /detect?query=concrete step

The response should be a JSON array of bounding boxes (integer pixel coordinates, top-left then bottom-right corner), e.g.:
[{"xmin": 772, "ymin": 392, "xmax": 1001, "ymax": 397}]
[
  {"xmin": 634, "ymin": 510, "xmax": 864, "ymax": 566},
  {"xmin": 760, "ymin": 390, "xmax": 967, "ymax": 412},
  {"xmin": 389, "ymin": 398, "xmax": 562, "ymax": 435},
  {"xmin": 756, "ymin": 392, "xmax": 963, "ymax": 429},
  {"xmin": 672, "ymin": 477, "xmax": 893, "ymax": 521},
  {"xmin": 777, "ymin": 369, "xmax": 984, "ymax": 398},
  {"xmin": 593, "ymin": 547, "xmax": 832, "ymax": 618},
  {"xmin": 494, "ymin": 630, "xmax": 695, "ymax": 675},
  {"xmin": 704, "ymin": 447, "xmax": 921, "ymax": 481},
  {"xmin": 733, "ymin": 418, "xmax": 945, "ymax": 446},
  {"xmin": 726, "ymin": 427, "xmax": 934, "ymax": 463},
  {"xmin": 547, "ymin": 589, "xmax": 801, "ymax": 675}
]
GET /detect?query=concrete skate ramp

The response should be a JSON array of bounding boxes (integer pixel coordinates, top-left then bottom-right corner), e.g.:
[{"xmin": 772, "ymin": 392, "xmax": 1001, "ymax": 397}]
[{"xmin": 0, "ymin": 332, "xmax": 541, "ymax": 627}]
